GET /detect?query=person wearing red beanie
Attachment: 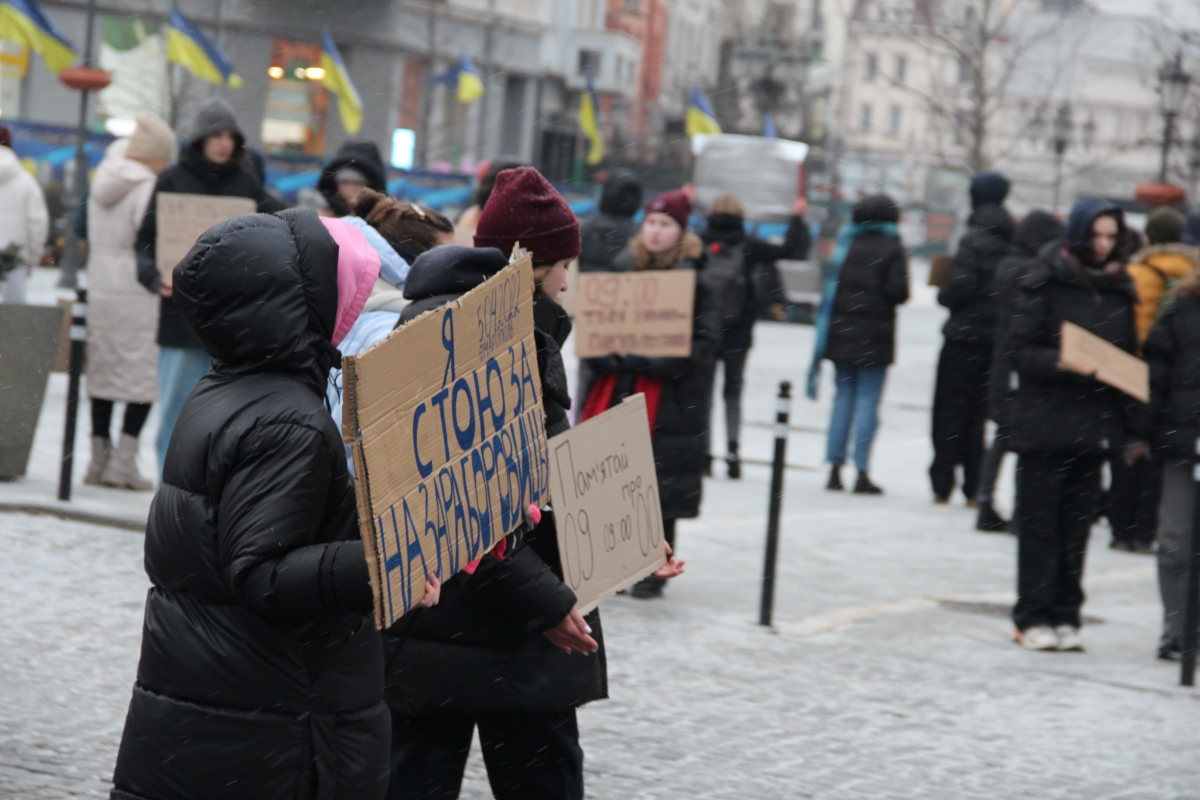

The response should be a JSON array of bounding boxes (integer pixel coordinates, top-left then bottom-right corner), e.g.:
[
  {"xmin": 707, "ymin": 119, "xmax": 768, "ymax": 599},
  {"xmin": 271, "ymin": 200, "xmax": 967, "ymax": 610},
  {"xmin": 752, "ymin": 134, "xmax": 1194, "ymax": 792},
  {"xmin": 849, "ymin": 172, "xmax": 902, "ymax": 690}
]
[{"xmin": 474, "ymin": 165, "xmax": 581, "ymax": 266}]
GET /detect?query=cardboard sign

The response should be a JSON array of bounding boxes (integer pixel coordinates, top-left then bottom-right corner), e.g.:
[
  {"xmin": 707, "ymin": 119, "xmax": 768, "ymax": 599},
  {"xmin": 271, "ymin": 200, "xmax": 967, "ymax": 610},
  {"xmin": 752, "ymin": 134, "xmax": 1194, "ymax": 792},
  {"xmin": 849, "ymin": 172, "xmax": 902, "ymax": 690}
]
[
  {"xmin": 928, "ymin": 254, "xmax": 953, "ymax": 287},
  {"xmin": 548, "ymin": 394, "xmax": 668, "ymax": 613},
  {"xmin": 155, "ymin": 193, "xmax": 256, "ymax": 280},
  {"xmin": 1058, "ymin": 321, "xmax": 1149, "ymax": 402},
  {"xmin": 342, "ymin": 257, "xmax": 549, "ymax": 628},
  {"xmin": 574, "ymin": 269, "xmax": 695, "ymax": 358}
]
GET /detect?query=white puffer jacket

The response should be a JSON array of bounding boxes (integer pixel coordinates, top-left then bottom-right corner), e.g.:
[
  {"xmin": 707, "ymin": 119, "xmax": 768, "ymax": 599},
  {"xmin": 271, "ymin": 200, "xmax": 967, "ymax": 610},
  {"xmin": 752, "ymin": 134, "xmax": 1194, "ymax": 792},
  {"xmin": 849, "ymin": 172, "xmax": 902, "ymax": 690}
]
[
  {"xmin": 85, "ymin": 140, "xmax": 160, "ymax": 402},
  {"xmin": 0, "ymin": 145, "xmax": 49, "ymax": 301}
]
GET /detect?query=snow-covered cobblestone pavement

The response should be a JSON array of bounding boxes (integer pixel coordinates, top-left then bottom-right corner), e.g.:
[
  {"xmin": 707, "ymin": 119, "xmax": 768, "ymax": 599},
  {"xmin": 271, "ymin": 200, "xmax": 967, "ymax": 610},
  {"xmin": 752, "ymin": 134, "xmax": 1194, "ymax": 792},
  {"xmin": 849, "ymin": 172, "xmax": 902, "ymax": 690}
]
[{"xmin": 3, "ymin": 266, "xmax": 1197, "ymax": 798}]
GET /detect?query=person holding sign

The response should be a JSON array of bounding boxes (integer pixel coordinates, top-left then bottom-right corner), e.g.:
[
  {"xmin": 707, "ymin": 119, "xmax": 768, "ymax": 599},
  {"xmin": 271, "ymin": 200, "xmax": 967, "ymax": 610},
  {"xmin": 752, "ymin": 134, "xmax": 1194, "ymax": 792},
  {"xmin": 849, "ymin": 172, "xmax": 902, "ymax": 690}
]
[
  {"xmin": 134, "ymin": 98, "xmax": 285, "ymax": 472},
  {"xmin": 578, "ymin": 190, "xmax": 720, "ymax": 599},
  {"xmin": 1003, "ymin": 198, "xmax": 1144, "ymax": 652},
  {"xmin": 111, "ymin": 209, "xmax": 439, "ymax": 800},
  {"xmin": 386, "ymin": 167, "xmax": 604, "ymax": 800}
]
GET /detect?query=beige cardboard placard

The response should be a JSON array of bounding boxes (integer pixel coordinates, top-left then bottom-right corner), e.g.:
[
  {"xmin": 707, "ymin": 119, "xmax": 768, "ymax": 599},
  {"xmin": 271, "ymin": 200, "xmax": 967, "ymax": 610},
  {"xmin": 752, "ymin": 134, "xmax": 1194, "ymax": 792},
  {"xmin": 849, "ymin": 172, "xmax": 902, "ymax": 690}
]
[
  {"xmin": 342, "ymin": 257, "xmax": 549, "ymax": 628},
  {"xmin": 155, "ymin": 193, "xmax": 255, "ymax": 280},
  {"xmin": 928, "ymin": 254, "xmax": 953, "ymax": 287},
  {"xmin": 548, "ymin": 394, "xmax": 668, "ymax": 613},
  {"xmin": 574, "ymin": 269, "xmax": 695, "ymax": 358},
  {"xmin": 1058, "ymin": 320, "xmax": 1149, "ymax": 403}
]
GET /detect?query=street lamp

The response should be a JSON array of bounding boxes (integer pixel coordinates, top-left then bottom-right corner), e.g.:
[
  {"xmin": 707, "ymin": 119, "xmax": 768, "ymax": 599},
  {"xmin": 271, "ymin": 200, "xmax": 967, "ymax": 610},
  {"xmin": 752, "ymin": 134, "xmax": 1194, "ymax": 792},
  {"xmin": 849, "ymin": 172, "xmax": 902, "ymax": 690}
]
[
  {"xmin": 1158, "ymin": 51, "xmax": 1190, "ymax": 182},
  {"xmin": 1051, "ymin": 101, "xmax": 1072, "ymax": 212},
  {"xmin": 729, "ymin": 34, "xmax": 808, "ymax": 136}
]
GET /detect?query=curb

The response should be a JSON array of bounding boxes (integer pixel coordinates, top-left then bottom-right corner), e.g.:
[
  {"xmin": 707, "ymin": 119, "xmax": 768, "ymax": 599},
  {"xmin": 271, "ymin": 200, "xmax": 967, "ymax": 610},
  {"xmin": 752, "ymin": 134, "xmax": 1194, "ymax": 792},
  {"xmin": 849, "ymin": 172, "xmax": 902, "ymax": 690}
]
[{"xmin": 0, "ymin": 502, "xmax": 145, "ymax": 532}]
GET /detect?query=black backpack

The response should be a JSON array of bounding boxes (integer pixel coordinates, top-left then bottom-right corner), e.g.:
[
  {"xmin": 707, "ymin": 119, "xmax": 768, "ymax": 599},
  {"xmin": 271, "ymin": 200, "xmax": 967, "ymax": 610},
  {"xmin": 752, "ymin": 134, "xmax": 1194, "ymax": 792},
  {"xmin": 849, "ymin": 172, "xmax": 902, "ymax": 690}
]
[{"xmin": 703, "ymin": 241, "xmax": 748, "ymax": 328}]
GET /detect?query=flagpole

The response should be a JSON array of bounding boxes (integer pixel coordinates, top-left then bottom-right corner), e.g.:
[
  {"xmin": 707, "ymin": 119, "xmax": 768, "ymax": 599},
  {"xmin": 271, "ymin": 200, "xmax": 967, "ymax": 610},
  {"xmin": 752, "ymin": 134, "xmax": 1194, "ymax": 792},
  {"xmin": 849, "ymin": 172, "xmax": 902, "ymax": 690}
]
[
  {"xmin": 475, "ymin": 0, "xmax": 496, "ymax": 162},
  {"xmin": 418, "ymin": 0, "xmax": 439, "ymax": 168},
  {"xmin": 210, "ymin": 0, "xmax": 225, "ymax": 97},
  {"xmin": 57, "ymin": 0, "xmax": 99, "ymax": 289}
]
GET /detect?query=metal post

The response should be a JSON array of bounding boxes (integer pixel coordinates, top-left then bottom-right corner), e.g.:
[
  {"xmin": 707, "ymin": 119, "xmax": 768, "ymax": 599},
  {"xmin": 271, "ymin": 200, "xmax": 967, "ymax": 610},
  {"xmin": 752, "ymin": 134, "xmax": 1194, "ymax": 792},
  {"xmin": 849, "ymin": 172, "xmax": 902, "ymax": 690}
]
[
  {"xmin": 476, "ymin": 0, "xmax": 497, "ymax": 162},
  {"xmin": 57, "ymin": 0, "xmax": 100, "ymax": 289},
  {"xmin": 759, "ymin": 380, "xmax": 792, "ymax": 626},
  {"xmin": 418, "ymin": 0, "xmax": 439, "ymax": 169},
  {"xmin": 1181, "ymin": 438, "xmax": 1200, "ymax": 686},
  {"xmin": 1161, "ymin": 112, "xmax": 1175, "ymax": 184},
  {"xmin": 58, "ymin": 287, "xmax": 87, "ymax": 501}
]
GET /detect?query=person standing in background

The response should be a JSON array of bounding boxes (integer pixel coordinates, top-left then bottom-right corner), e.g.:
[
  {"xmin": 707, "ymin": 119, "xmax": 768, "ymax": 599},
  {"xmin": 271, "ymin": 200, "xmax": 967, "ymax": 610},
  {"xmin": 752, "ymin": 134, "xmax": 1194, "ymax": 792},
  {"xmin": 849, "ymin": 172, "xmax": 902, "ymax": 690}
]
[
  {"xmin": 930, "ymin": 172, "xmax": 1014, "ymax": 506},
  {"xmin": 1005, "ymin": 198, "xmax": 1142, "ymax": 652},
  {"xmin": 808, "ymin": 195, "xmax": 908, "ymax": 495},
  {"xmin": 135, "ymin": 98, "xmax": 282, "ymax": 471},
  {"xmin": 976, "ymin": 210, "xmax": 1065, "ymax": 532},
  {"xmin": 579, "ymin": 171, "xmax": 642, "ymax": 272},
  {"xmin": 0, "ymin": 125, "xmax": 49, "ymax": 304},
  {"xmin": 317, "ymin": 140, "xmax": 388, "ymax": 216},
  {"xmin": 83, "ymin": 114, "xmax": 175, "ymax": 491},
  {"xmin": 700, "ymin": 193, "xmax": 809, "ymax": 478},
  {"xmin": 454, "ymin": 160, "xmax": 523, "ymax": 245}
]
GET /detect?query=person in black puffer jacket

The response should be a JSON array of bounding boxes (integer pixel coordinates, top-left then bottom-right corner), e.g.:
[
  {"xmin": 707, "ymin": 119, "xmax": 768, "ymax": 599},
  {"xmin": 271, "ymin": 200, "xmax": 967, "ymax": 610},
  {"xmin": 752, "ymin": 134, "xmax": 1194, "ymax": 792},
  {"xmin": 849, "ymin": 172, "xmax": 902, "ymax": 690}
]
[
  {"xmin": 388, "ymin": 168, "xmax": 606, "ymax": 800},
  {"xmin": 701, "ymin": 193, "xmax": 809, "ymax": 479},
  {"xmin": 819, "ymin": 194, "xmax": 909, "ymax": 495},
  {"xmin": 579, "ymin": 170, "xmax": 642, "ymax": 272},
  {"xmin": 135, "ymin": 98, "xmax": 284, "ymax": 472},
  {"xmin": 318, "ymin": 140, "xmax": 388, "ymax": 216},
  {"xmin": 110, "ymin": 208, "xmax": 432, "ymax": 800},
  {"xmin": 975, "ymin": 210, "xmax": 1064, "ymax": 532},
  {"xmin": 1139, "ymin": 271, "xmax": 1200, "ymax": 659},
  {"xmin": 1004, "ymin": 197, "xmax": 1143, "ymax": 653},
  {"xmin": 930, "ymin": 171, "xmax": 1015, "ymax": 504}
]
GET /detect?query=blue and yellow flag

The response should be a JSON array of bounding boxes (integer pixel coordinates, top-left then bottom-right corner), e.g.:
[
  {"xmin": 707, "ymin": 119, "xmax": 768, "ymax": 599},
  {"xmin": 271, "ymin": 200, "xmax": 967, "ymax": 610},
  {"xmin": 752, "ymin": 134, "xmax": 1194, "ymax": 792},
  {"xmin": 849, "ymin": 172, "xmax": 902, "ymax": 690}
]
[
  {"xmin": 685, "ymin": 88, "xmax": 721, "ymax": 136},
  {"xmin": 0, "ymin": 0, "xmax": 75, "ymax": 75},
  {"xmin": 456, "ymin": 55, "xmax": 484, "ymax": 103},
  {"xmin": 167, "ymin": 6, "xmax": 242, "ymax": 88},
  {"xmin": 320, "ymin": 31, "xmax": 363, "ymax": 135},
  {"xmin": 579, "ymin": 66, "xmax": 603, "ymax": 165}
]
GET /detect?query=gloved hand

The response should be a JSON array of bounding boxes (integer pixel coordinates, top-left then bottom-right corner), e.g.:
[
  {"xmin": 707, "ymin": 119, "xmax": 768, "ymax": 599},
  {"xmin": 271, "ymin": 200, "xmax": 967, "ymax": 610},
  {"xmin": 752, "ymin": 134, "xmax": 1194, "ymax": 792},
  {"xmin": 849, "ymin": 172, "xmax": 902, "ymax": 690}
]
[{"xmin": 620, "ymin": 354, "xmax": 652, "ymax": 373}]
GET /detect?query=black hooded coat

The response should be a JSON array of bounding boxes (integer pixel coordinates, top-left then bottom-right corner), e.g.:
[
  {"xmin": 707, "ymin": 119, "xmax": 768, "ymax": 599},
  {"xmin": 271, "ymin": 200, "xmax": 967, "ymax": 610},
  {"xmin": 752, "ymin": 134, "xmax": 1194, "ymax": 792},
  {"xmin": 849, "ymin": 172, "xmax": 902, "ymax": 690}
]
[
  {"xmin": 938, "ymin": 205, "xmax": 1015, "ymax": 348},
  {"xmin": 136, "ymin": 98, "xmax": 283, "ymax": 349},
  {"xmin": 318, "ymin": 141, "xmax": 388, "ymax": 216},
  {"xmin": 579, "ymin": 173, "xmax": 642, "ymax": 272},
  {"xmin": 387, "ymin": 250, "xmax": 606, "ymax": 715},
  {"xmin": 111, "ymin": 210, "xmax": 389, "ymax": 800}
]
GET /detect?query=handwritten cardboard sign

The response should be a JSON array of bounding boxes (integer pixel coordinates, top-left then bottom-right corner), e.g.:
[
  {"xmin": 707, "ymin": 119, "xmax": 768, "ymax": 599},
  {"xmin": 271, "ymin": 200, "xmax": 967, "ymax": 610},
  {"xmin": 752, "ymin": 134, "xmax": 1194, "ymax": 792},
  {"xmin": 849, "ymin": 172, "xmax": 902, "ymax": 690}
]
[
  {"xmin": 1059, "ymin": 320, "xmax": 1149, "ymax": 403},
  {"xmin": 342, "ymin": 257, "xmax": 549, "ymax": 628},
  {"xmin": 155, "ymin": 192, "xmax": 255, "ymax": 281},
  {"xmin": 548, "ymin": 394, "xmax": 668, "ymax": 613},
  {"xmin": 574, "ymin": 270, "xmax": 695, "ymax": 358}
]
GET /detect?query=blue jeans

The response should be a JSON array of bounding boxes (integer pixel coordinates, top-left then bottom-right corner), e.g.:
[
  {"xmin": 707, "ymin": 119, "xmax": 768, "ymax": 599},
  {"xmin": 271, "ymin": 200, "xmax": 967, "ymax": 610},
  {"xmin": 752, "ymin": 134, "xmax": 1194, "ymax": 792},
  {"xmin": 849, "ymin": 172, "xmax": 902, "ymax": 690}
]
[
  {"xmin": 157, "ymin": 347, "xmax": 210, "ymax": 471},
  {"xmin": 825, "ymin": 363, "xmax": 887, "ymax": 473}
]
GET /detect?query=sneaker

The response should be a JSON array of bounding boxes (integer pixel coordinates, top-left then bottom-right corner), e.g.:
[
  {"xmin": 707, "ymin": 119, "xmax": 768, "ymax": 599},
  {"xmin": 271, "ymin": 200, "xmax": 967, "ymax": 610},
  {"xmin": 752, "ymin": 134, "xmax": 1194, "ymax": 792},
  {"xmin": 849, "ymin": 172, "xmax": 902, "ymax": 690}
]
[
  {"xmin": 975, "ymin": 502, "xmax": 1011, "ymax": 533},
  {"xmin": 630, "ymin": 575, "xmax": 665, "ymax": 599},
  {"xmin": 826, "ymin": 465, "xmax": 844, "ymax": 491},
  {"xmin": 1015, "ymin": 625, "xmax": 1059, "ymax": 651},
  {"xmin": 1055, "ymin": 625, "xmax": 1084, "ymax": 651},
  {"xmin": 84, "ymin": 436, "xmax": 112, "ymax": 486},
  {"xmin": 853, "ymin": 472, "xmax": 883, "ymax": 495}
]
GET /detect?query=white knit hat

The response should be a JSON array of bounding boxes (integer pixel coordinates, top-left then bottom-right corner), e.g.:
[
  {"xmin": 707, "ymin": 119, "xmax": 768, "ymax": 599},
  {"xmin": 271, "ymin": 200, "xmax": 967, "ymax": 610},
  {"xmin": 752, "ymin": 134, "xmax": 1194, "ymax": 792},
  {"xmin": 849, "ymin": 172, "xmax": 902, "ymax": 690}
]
[{"xmin": 125, "ymin": 112, "xmax": 176, "ymax": 162}]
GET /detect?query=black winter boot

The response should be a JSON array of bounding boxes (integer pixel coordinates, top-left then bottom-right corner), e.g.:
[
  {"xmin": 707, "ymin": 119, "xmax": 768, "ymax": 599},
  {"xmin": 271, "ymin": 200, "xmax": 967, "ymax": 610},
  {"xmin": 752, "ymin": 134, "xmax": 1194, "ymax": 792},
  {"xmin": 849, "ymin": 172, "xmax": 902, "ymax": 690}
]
[
  {"xmin": 853, "ymin": 472, "xmax": 883, "ymax": 495},
  {"xmin": 826, "ymin": 464, "xmax": 843, "ymax": 491},
  {"xmin": 975, "ymin": 501, "xmax": 1010, "ymax": 533},
  {"xmin": 630, "ymin": 575, "xmax": 665, "ymax": 599},
  {"xmin": 726, "ymin": 441, "xmax": 741, "ymax": 479}
]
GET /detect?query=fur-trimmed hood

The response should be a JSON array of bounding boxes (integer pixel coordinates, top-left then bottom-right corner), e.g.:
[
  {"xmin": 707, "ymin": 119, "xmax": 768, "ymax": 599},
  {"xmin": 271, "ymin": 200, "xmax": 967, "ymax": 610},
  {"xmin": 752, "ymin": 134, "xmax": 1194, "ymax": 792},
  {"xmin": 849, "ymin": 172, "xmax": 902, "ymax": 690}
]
[
  {"xmin": 627, "ymin": 231, "xmax": 704, "ymax": 271},
  {"xmin": 1131, "ymin": 242, "xmax": 1200, "ymax": 269}
]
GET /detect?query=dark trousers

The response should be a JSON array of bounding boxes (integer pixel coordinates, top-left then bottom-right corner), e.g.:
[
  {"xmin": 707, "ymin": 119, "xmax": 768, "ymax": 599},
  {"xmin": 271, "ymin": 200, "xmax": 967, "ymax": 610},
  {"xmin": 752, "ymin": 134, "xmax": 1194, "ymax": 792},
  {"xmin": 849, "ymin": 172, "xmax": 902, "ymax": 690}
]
[
  {"xmin": 91, "ymin": 398, "xmax": 152, "ymax": 439},
  {"xmin": 930, "ymin": 340, "xmax": 991, "ymax": 500},
  {"xmin": 718, "ymin": 345, "xmax": 749, "ymax": 448},
  {"xmin": 388, "ymin": 709, "xmax": 583, "ymax": 800},
  {"xmin": 976, "ymin": 424, "xmax": 1009, "ymax": 505},
  {"xmin": 1108, "ymin": 454, "xmax": 1161, "ymax": 547},
  {"xmin": 1013, "ymin": 451, "xmax": 1103, "ymax": 631}
]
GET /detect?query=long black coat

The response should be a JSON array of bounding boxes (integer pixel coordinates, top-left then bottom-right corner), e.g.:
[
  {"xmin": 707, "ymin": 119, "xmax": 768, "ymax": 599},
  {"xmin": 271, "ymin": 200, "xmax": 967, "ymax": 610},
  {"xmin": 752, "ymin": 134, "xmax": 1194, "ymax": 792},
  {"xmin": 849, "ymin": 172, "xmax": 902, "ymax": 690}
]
[
  {"xmin": 824, "ymin": 230, "xmax": 909, "ymax": 367},
  {"xmin": 578, "ymin": 235, "xmax": 721, "ymax": 519},
  {"xmin": 1142, "ymin": 280, "xmax": 1200, "ymax": 457},
  {"xmin": 135, "ymin": 150, "xmax": 282, "ymax": 349},
  {"xmin": 112, "ymin": 211, "xmax": 388, "ymax": 800},
  {"xmin": 1005, "ymin": 245, "xmax": 1141, "ymax": 454},
  {"xmin": 385, "ymin": 257, "xmax": 606, "ymax": 715},
  {"xmin": 938, "ymin": 205, "xmax": 1014, "ymax": 348}
]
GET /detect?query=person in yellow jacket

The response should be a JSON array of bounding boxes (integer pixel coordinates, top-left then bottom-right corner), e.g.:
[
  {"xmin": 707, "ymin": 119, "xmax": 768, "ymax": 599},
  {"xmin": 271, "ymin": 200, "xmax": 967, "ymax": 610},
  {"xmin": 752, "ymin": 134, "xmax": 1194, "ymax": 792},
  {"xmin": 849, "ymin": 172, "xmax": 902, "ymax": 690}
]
[{"xmin": 1128, "ymin": 208, "xmax": 1199, "ymax": 344}]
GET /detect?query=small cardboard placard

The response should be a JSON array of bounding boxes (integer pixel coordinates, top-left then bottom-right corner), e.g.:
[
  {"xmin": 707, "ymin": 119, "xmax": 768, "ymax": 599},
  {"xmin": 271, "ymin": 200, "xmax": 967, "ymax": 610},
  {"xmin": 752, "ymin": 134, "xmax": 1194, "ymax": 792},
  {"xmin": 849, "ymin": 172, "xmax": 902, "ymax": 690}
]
[
  {"xmin": 928, "ymin": 254, "xmax": 953, "ymax": 287},
  {"xmin": 342, "ymin": 257, "xmax": 548, "ymax": 628},
  {"xmin": 574, "ymin": 270, "xmax": 695, "ymax": 358},
  {"xmin": 155, "ymin": 193, "xmax": 256, "ymax": 281},
  {"xmin": 1058, "ymin": 320, "xmax": 1149, "ymax": 402},
  {"xmin": 548, "ymin": 394, "xmax": 668, "ymax": 613}
]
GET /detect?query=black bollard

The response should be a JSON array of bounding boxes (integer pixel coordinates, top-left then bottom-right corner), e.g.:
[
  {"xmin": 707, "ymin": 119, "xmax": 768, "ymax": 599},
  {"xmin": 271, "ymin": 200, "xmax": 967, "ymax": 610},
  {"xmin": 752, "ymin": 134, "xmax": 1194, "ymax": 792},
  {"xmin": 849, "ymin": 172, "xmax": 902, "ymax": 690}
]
[
  {"xmin": 1182, "ymin": 438, "xmax": 1200, "ymax": 686},
  {"xmin": 759, "ymin": 380, "xmax": 792, "ymax": 626},
  {"xmin": 58, "ymin": 288, "xmax": 87, "ymax": 501}
]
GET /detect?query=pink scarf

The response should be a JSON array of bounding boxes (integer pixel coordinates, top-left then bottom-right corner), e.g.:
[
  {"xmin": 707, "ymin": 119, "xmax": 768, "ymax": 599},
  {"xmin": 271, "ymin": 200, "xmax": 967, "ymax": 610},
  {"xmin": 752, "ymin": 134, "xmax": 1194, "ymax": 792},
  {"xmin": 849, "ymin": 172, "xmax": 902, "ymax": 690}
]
[{"xmin": 321, "ymin": 217, "xmax": 381, "ymax": 346}]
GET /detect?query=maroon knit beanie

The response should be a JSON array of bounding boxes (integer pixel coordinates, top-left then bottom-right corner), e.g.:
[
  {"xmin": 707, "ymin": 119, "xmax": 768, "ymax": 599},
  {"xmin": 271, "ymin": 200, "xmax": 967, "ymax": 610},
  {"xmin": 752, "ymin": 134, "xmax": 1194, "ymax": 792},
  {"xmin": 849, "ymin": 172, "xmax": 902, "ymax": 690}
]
[
  {"xmin": 0, "ymin": 126, "xmax": 11, "ymax": 150},
  {"xmin": 474, "ymin": 166, "xmax": 581, "ymax": 266},
  {"xmin": 645, "ymin": 190, "xmax": 690, "ymax": 230}
]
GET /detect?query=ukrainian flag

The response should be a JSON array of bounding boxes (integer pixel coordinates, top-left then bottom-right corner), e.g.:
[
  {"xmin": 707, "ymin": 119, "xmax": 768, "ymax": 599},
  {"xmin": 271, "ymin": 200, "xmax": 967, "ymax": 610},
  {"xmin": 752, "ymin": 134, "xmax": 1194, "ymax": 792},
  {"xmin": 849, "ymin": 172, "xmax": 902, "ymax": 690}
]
[
  {"xmin": 167, "ymin": 6, "xmax": 242, "ymax": 88},
  {"xmin": 320, "ymin": 31, "xmax": 363, "ymax": 135},
  {"xmin": 579, "ymin": 66, "xmax": 603, "ymax": 165},
  {"xmin": 685, "ymin": 87, "xmax": 722, "ymax": 136},
  {"xmin": 455, "ymin": 56, "xmax": 484, "ymax": 103},
  {"xmin": 0, "ymin": 0, "xmax": 75, "ymax": 75}
]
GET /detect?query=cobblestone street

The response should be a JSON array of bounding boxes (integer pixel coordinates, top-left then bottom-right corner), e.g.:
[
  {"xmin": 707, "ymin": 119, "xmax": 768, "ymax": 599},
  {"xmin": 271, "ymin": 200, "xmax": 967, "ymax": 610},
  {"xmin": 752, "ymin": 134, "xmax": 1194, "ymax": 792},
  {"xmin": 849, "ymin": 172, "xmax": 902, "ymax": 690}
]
[{"xmin": 3, "ymin": 268, "xmax": 1198, "ymax": 798}]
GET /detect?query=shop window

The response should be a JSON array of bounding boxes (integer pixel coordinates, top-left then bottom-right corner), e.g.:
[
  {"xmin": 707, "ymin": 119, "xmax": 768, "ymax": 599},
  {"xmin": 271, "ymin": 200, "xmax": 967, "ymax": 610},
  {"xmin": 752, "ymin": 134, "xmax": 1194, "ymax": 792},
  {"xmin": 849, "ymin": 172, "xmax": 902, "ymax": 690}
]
[{"xmin": 262, "ymin": 39, "xmax": 328, "ymax": 156}]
